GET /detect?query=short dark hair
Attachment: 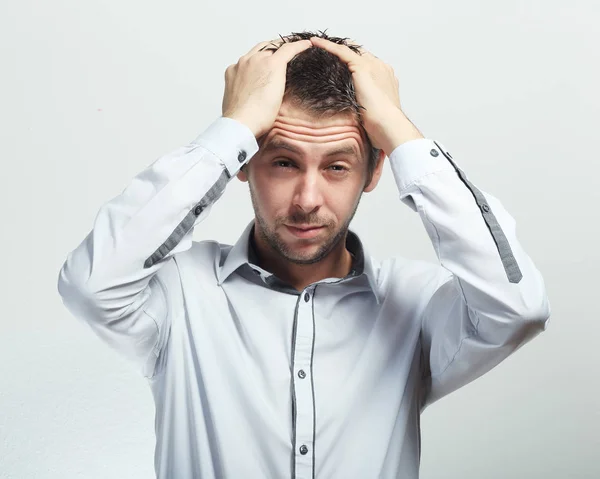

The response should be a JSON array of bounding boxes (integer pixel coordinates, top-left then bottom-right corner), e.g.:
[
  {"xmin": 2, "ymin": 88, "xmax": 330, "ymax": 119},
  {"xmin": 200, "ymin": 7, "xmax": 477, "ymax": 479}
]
[{"xmin": 259, "ymin": 29, "xmax": 381, "ymax": 185}]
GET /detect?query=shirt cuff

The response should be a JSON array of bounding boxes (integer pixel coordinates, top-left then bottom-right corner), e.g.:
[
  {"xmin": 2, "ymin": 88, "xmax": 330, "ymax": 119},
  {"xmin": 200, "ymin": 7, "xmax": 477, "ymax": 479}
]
[
  {"xmin": 388, "ymin": 138, "xmax": 456, "ymax": 192},
  {"xmin": 191, "ymin": 116, "xmax": 260, "ymax": 178}
]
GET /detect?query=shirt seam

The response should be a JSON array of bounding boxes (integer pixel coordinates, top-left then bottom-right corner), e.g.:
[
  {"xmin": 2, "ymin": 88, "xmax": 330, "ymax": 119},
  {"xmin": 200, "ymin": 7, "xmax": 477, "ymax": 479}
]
[{"xmin": 431, "ymin": 307, "xmax": 482, "ymax": 379}]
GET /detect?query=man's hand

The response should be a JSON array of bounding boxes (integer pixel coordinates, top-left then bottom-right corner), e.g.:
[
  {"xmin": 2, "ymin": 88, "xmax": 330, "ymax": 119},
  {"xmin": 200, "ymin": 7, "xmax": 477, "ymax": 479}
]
[
  {"xmin": 222, "ymin": 38, "xmax": 312, "ymax": 139},
  {"xmin": 309, "ymin": 37, "xmax": 423, "ymax": 155}
]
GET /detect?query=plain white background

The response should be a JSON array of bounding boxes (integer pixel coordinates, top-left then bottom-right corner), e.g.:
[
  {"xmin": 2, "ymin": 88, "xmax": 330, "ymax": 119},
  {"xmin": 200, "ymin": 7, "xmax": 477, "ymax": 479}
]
[{"xmin": 1, "ymin": 0, "xmax": 598, "ymax": 477}]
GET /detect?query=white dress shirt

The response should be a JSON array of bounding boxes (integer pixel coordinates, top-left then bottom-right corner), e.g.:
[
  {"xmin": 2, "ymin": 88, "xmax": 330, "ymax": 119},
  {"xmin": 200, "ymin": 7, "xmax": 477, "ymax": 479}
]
[{"xmin": 57, "ymin": 116, "xmax": 551, "ymax": 479}]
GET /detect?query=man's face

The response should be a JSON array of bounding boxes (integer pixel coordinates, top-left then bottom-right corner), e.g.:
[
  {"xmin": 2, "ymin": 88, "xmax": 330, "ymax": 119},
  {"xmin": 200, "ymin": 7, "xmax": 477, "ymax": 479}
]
[{"xmin": 238, "ymin": 100, "xmax": 382, "ymax": 265}]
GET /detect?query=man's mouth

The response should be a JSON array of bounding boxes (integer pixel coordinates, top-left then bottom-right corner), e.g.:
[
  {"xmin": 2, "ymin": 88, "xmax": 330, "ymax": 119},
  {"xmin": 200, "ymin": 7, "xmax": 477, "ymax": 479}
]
[
  {"xmin": 285, "ymin": 224, "xmax": 325, "ymax": 238},
  {"xmin": 288, "ymin": 225, "xmax": 323, "ymax": 230}
]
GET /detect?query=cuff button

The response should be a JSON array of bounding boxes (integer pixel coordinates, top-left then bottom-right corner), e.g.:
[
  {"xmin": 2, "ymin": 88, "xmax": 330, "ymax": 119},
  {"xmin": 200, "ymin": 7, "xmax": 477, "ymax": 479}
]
[
  {"xmin": 430, "ymin": 149, "xmax": 439, "ymax": 157},
  {"xmin": 194, "ymin": 205, "xmax": 203, "ymax": 215},
  {"xmin": 238, "ymin": 150, "xmax": 247, "ymax": 163}
]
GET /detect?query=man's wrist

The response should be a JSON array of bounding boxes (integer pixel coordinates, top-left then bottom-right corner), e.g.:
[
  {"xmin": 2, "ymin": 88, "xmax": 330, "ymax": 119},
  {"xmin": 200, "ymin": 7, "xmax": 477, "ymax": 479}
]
[{"xmin": 375, "ymin": 108, "xmax": 425, "ymax": 156}]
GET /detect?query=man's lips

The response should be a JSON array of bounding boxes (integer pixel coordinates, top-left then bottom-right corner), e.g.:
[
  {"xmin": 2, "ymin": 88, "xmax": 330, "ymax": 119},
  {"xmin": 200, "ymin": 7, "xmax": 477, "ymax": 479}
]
[
  {"xmin": 285, "ymin": 224, "xmax": 326, "ymax": 238},
  {"xmin": 287, "ymin": 225, "xmax": 324, "ymax": 231}
]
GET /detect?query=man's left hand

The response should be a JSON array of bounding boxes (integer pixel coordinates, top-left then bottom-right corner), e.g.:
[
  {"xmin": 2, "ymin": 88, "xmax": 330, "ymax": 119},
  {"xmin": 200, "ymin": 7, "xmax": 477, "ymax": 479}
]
[{"xmin": 309, "ymin": 36, "xmax": 423, "ymax": 155}]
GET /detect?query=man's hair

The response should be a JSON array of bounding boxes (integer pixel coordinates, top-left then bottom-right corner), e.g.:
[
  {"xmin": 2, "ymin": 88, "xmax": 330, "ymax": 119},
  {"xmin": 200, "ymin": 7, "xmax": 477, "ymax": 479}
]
[{"xmin": 259, "ymin": 29, "xmax": 381, "ymax": 185}]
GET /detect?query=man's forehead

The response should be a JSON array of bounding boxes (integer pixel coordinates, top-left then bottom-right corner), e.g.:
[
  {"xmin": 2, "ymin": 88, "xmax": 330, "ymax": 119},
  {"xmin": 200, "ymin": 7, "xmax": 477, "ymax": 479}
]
[
  {"xmin": 261, "ymin": 136, "xmax": 362, "ymax": 160},
  {"xmin": 259, "ymin": 105, "xmax": 368, "ymax": 159}
]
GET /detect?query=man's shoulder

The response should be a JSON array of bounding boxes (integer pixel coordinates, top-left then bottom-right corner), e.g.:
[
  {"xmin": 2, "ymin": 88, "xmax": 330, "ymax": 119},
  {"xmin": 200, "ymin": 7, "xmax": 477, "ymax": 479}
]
[
  {"xmin": 156, "ymin": 238, "xmax": 232, "ymax": 278},
  {"xmin": 187, "ymin": 238, "xmax": 233, "ymax": 265}
]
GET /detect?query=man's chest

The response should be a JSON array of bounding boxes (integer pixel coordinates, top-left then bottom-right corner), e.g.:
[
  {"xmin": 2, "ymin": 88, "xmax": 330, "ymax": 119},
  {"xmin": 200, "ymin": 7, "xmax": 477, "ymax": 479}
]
[{"xmin": 162, "ymin": 268, "xmax": 423, "ymax": 425}]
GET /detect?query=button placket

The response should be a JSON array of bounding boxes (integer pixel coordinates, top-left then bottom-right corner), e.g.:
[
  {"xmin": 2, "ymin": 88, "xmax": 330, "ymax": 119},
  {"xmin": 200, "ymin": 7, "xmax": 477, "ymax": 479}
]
[{"xmin": 292, "ymin": 289, "xmax": 316, "ymax": 477}]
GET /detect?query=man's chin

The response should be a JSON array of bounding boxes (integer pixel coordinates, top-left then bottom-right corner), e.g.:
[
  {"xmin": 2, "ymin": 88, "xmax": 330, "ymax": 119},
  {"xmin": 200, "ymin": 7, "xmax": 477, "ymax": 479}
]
[
  {"xmin": 279, "ymin": 242, "xmax": 322, "ymax": 262},
  {"xmin": 282, "ymin": 251, "xmax": 326, "ymax": 265},
  {"xmin": 277, "ymin": 233, "xmax": 339, "ymax": 265}
]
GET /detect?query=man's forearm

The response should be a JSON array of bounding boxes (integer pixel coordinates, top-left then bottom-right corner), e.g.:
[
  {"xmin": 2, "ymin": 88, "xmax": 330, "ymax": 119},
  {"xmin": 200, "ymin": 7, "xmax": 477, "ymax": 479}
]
[{"xmin": 375, "ymin": 108, "xmax": 425, "ymax": 156}]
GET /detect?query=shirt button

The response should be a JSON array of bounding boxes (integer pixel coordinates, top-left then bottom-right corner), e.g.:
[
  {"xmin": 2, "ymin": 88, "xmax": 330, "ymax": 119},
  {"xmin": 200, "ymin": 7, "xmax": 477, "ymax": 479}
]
[
  {"xmin": 299, "ymin": 445, "xmax": 308, "ymax": 455},
  {"xmin": 297, "ymin": 369, "xmax": 306, "ymax": 379},
  {"xmin": 238, "ymin": 150, "xmax": 247, "ymax": 163},
  {"xmin": 430, "ymin": 148, "xmax": 439, "ymax": 157},
  {"xmin": 194, "ymin": 205, "xmax": 203, "ymax": 216},
  {"xmin": 480, "ymin": 203, "xmax": 490, "ymax": 212},
  {"xmin": 304, "ymin": 292, "xmax": 310, "ymax": 302}
]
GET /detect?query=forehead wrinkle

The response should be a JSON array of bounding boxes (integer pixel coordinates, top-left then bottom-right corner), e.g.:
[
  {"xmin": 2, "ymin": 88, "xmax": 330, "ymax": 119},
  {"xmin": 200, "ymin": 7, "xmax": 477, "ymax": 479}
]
[
  {"xmin": 275, "ymin": 113, "xmax": 359, "ymax": 129},
  {"xmin": 262, "ymin": 131, "xmax": 364, "ymax": 161},
  {"xmin": 268, "ymin": 129, "xmax": 363, "ymax": 144},
  {"xmin": 271, "ymin": 121, "xmax": 362, "ymax": 137},
  {"xmin": 259, "ymin": 108, "xmax": 369, "ymax": 160}
]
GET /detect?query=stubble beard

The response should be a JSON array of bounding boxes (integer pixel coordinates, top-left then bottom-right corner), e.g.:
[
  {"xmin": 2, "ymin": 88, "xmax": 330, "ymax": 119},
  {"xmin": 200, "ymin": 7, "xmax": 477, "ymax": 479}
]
[{"xmin": 249, "ymin": 182, "xmax": 362, "ymax": 265}]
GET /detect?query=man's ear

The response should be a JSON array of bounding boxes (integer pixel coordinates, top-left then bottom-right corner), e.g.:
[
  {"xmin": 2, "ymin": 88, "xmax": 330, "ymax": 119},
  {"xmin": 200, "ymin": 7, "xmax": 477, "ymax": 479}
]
[
  {"xmin": 363, "ymin": 149, "xmax": 386, "ymax": 193},
  {"xmin": 237, "ymin": 164, "xmax": 249, "ymax": 182}
]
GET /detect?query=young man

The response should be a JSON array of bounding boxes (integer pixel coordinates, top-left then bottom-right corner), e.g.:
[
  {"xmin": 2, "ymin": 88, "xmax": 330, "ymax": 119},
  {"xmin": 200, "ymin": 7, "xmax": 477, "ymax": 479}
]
[{"xmin": 57, "ymin": 31, "xmax": 551, "ymax": 479}]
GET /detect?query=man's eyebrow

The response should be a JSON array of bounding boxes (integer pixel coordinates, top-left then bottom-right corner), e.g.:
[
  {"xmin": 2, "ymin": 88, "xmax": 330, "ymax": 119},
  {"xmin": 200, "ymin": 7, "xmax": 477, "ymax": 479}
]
[{"xmin": 262, "ymin": 139, "xmax": 361, "ymax": 159}]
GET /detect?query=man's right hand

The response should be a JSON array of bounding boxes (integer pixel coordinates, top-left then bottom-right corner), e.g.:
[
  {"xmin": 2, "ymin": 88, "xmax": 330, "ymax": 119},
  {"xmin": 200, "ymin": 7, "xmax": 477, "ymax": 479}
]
[{"xmin": 221, "ymin": 37, "xmax": 312, "ymax": 139}]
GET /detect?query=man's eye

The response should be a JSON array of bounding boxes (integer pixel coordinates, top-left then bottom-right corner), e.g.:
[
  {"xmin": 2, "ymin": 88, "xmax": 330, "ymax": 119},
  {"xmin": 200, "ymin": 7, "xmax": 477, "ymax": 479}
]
[
  {"xmin": 274, "ymin": 160, "xmax": 294, "ymax": 168},
  {"xmin": 329, "ymin": 165, "xmax": 348, "ymax": 172}
]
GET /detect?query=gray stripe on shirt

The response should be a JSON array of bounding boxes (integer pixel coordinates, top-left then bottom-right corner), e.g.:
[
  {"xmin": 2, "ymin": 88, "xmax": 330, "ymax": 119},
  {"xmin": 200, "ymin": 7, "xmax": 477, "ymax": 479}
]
[
  {"xmin": 433, "ymin": 141, "xmax": 523, "ymax": 283},
  {"xmin": 144, "ymin": 169, "xmax": 230, "ymax": 268}
]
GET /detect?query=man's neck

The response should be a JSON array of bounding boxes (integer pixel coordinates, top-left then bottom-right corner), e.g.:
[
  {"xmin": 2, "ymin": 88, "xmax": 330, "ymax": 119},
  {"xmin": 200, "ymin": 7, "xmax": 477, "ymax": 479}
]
[{"xmin": 251, "ymin": 228, "xmax": 354, "ymax": 292}]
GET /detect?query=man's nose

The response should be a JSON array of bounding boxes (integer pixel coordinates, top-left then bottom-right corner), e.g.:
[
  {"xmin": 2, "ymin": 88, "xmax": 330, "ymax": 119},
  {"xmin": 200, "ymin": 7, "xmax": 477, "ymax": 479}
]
[{"xmin": 292, "ymin": 172, "xmax": 324, "ymax": 214}]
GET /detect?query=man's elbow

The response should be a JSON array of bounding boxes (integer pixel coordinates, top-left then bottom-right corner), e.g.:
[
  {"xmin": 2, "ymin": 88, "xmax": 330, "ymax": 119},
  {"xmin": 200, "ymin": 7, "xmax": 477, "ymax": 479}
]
[
  {"xmin": 505, "ymin": 295, "xmax": 551, "ymax": 348},
  {"xmin": 57, "ymin": 260, "xmax": 89, "ymax": 320},
  {"xmin": 522, "ymin": 292, "xmax": 552, "ymax": 331}
]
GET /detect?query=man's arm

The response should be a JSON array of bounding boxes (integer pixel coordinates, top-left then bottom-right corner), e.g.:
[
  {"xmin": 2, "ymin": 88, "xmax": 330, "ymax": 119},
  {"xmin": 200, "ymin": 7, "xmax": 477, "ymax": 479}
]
[
  {"xmin": 57, "ymin": 117, "xmax": 258, "ymax": 378},
  {"xmin": 386, "ymin": 113, "xmax": 551, "ymax": 409}
]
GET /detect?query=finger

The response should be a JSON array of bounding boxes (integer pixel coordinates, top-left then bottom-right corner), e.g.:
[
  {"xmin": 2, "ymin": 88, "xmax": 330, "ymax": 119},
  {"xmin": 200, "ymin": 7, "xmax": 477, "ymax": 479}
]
[
  {"xmin": 271, "ymin": 39, "xmax": 312, "ymax": 62},
  {"xmin": 342, "ymin": 39, "xmax": 372, "ymax": 58},
  {"xmin": 309, "ymin": 36, "xmax": 362, "ymax": 63},
  {"xmin": 254, "ymin": 35, "xmax": 302, "ymax": 55},
  {"xmin": 246, "ymin": 38, "xmax": 282, "ymax": 56}
]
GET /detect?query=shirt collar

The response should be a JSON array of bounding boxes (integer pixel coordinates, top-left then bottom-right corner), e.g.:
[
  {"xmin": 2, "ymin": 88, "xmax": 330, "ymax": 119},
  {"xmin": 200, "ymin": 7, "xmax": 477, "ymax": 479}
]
[{"xmin": 216, "ymin": 219, "xmax": 381, "ymax": 304}]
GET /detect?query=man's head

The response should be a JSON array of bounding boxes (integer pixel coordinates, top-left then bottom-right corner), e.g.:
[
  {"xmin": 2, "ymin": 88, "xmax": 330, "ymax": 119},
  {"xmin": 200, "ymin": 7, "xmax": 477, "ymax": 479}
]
[{"xmin": 237, "ymin": 30, "xmax": 386, "ymax": 265}]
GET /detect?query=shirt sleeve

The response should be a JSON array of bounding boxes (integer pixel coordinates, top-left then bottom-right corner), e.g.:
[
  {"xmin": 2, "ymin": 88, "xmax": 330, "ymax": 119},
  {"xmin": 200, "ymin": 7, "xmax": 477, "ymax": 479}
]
[
  {"xmin": 56, "ymin": 116, "xmax": 259, "ymax": 379},
  {"xmin": 387, "ymin": 138, "xmax": 551, "ymax": 409}
]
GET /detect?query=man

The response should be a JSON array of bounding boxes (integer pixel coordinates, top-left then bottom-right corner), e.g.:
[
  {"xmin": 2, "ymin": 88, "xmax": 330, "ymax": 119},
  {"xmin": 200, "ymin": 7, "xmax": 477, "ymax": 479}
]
[{"xmin": 57, "ymin": 31, "xmax": 551, "ymax": 479}]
